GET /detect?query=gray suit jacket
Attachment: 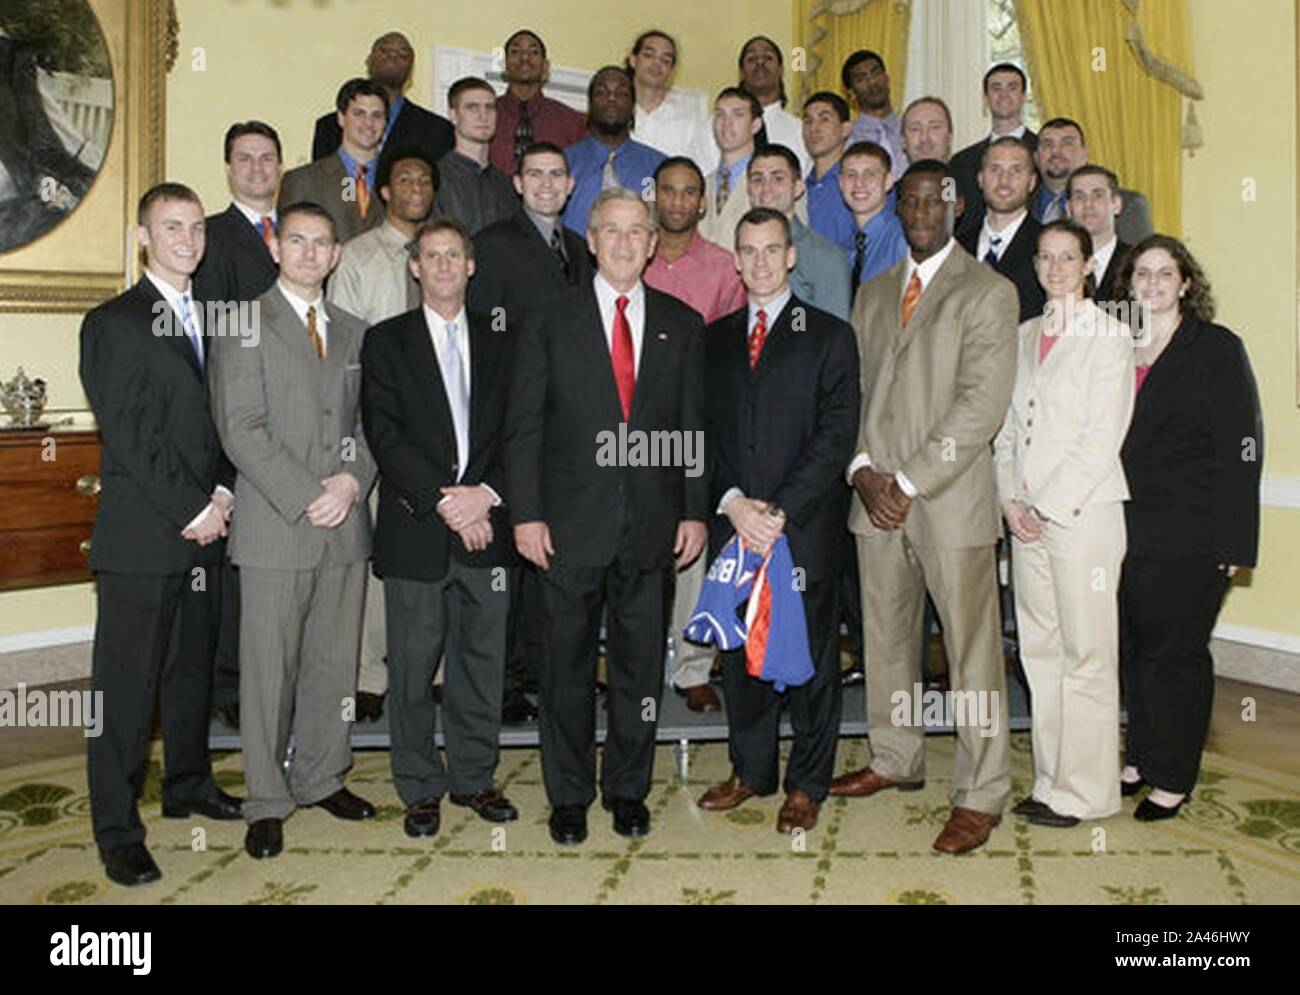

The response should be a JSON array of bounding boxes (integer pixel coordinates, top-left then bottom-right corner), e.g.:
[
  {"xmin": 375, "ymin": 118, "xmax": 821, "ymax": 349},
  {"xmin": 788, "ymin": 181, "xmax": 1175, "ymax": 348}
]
[
  {"xmin": 210, "ymin": 284, "xmax": 376, "ymax": 569},
  {"xmin": 849, "ymin": 243, "xmax": 1018, "ymax": 548},
  {"xmin": 791, "ymin": 217, "xmax": 851, "ymax": 321},
  {"xmin": 278, "ymin": 154, "xmax": 383, "ymax": 245},
  {"xmin": 1116, "ymin": 187, "xmax": 1153, "ymax": 246}
]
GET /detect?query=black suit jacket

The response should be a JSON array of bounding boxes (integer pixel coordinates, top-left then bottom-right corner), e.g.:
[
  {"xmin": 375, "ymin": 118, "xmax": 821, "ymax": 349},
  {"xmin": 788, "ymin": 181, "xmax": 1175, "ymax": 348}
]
[
  {"xmin": 705, "ymin": 296, "xmax": 860, "ymax": 582},
  {"xmin": 312, "ymin": 97, "xmax": 454, "ymax": 163},
  {"xmin": 1093, "ymin": 238, "xmax": 1131, "ymax": 307},
  {"xmin": 952, "ymin": 128, "xmax": 1038, "ymax": 241},
  {"xmin": 192, "ymin": 203, "xmax": 278, "ymax": 305},
  {"xmin": 1122, "ymin": 318, "xmax": 1262, "ymax": 567},
  {"xmin": 505, "ymin": 282, "xmax": 707, "ymax": 569},
  {"xmin": 468, "ymin": 212, "xmax": 593, "ymax": 315},
  {"xmin": 958, "ymin": 212, "xmax": 1045, "ymax": 323},
  {"xmin": 78, "ymin": 278, "xmax": 232, "ymax": 574},
  {"xmin": 361, "ymin": 306, "xmax": 514, "ymax": 581}
]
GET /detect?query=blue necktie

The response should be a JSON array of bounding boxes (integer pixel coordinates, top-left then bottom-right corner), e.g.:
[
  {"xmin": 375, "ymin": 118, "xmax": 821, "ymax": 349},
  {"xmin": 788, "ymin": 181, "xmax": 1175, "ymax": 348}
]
[
  {"xmin": 983, "ymin": 234, "xmax": 1003, "ymax": 267},
  {"xmin": 179, "ymin": 292, "xmax": 203, "ymax": 369},
  {"xmin": 441, "ymin": 320, "xmax": 469, "ymax": 480}
]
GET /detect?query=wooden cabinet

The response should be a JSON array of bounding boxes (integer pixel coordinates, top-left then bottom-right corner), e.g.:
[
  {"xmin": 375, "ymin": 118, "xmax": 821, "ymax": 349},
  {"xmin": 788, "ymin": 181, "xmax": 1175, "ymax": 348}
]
[{"xmin": 0, "ymin": 429, "xmax": 100, "ymax": 590}]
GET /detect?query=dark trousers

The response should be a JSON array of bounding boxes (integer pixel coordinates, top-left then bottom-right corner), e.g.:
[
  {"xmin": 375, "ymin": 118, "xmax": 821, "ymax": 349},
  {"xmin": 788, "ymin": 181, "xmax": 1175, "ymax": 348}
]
[
  {"xmin": 837, "ymin": 529, "xmax": 863, "ymax": 668},
  {"xmin": 212, "ymin": 558, "xmax": 241, "ymax": 709},
  {"xmin": 537, "ymin": 554, "xmax": 669, "ymax": 807},
  {"xmin": 88, "ymin": 567, "xmax": 221, "ymax": 853},
  {"xmin": 385, "ymin": 564, "xmax": 509, "ymax": 805},
  {"xmin": 504, "ymin": 563, "xmax": 544, "ymax": 693},
  {"xmin": 1120, "ymin": 554, "xmax": 1230, "ymax": 795},
  {"xmin": 721, "ymin": 580, "xmax": 843, "ymax": 800}
]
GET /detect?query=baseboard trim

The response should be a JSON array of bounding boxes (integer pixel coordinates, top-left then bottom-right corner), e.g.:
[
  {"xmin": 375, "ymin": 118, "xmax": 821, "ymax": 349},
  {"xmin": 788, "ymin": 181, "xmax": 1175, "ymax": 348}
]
[
  {"xmin": 1212, "ymin": 623, "xmax": 1300, "ymax": 656},
  {"xmin": 1261, "ymin": 475, "xmax": 1300, "ymax": 509},
  {"xmin": 0, "ymin": 625, "xmax": 94, "ymax": 655}
]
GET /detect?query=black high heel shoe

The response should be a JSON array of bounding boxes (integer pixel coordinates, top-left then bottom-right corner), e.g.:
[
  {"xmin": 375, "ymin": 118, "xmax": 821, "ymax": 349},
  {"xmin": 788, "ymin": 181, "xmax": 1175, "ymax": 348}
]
[
  {"xmin": 1134, "ymin": 796, "xmax": 1186, "ymax": 821},
  {"xmin": 1120, "ymin": 777, "xmax": 1146, "ymax": 797}
]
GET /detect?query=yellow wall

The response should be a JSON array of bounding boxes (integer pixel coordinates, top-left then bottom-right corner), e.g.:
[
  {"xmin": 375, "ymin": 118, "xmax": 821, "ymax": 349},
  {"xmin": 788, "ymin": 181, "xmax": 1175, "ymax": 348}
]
[
  {"xmin": 0, "ymin": 0, "xmax": 794, "ymax": 638},
  {"xmin": 1183, "ymin": 0, "xmax": 1298, "ymax": 636},
  {"xmin": 4, "ymin": 0, "xmax": 1299, "ymax": 643}
]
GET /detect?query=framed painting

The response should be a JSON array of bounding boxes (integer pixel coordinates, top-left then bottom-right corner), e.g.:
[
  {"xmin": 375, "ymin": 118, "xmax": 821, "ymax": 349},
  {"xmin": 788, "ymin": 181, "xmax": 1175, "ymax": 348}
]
[{"xmin": 0, "ymin": 0, "xmax": 174, "ymax": 313}]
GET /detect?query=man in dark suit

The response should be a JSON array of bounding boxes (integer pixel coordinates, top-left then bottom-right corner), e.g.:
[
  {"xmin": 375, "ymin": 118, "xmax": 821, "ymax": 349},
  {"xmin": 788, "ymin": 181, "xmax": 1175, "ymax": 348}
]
[
  {"xmin": 311, "ymin": 32, "xmax": 453, "ymax": 164},
  {"xmin": 506, "ymin": 187, "xmax": 708, "ymax": 845},
  {"xmin": 470, "ymin": 140, "xmax": 591, "ymax": 724},
  {"xmin": 958, "ymin": 137, "xmax": 1045, "ymax": 323},
  {"xmin": 281, "ymin": 78, "xmax": 387, "ymax": 244},
  {"xmin": 78, "ymin": 183, "xmax": 244, "ymax": 887},
  {"xmin": 192, "ymin": 120, "xmax": 283, "ymax": 730},
  {"xmin": 694, "ymin": 207, "xmax": 860, "ymax": 833},
  {"xmin": 952, "ymin": 63, "xmax": 1037, "ymax": 241},
  {"xmin": 1067, "ymin": 164, "xmax": 1130, "ymax": 307},
  {"xmin": 361, "ymin": 218, "xmax": 519, "ymax": 838},
  {"xmin": 1033, "ymin": 117, "xmax": 1152, "ymax": 244}
]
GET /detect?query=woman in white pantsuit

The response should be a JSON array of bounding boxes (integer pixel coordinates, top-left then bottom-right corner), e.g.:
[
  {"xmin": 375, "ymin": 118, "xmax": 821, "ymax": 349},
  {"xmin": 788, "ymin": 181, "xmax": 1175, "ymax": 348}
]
[{"xmin": 993, "ymin": 219, "xmax": 1135, "ymax": 827}]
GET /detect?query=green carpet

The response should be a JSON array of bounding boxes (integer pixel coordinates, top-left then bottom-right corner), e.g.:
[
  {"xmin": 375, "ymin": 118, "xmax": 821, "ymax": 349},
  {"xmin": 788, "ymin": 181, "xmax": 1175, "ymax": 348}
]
[{"xmin": 1, "ymin": 734, "xmax": 1297, "ymax": 904}]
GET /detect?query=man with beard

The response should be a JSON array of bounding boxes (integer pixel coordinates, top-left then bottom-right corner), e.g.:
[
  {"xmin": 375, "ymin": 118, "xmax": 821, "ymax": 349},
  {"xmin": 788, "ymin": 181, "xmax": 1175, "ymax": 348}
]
[
  {"xmin": 957, "ymin": 137, "xmax": 1045, "ymax": 323},
  {"xmin": 435, "ymin": 77, "xmax": 519, "ymax": 235},
  {"xmin": 900, "ymin": 97, "xmax": 954, "ymax": 166},
  {"xmin": 311, "ymin": 32, "xmax": 453, "ymax": 163},
  {"xmin": 1033, "ymin": 117, "xmax": 1152, "ymax": 244},
  {"xmin": 489, "ymin": 29, "xmax": 587, "ymax": 176},
  {"xmin": 843, "ymin": 50, "xmax": 905, "ymax": 181},
  {"xmin": 560, "ymin": 65, "xmax": 663, "ymax": 235},
  {"xmin": 644, "ymin": 155, "xmax": 746, "ymax": 714},
  {"xmin": 951, "ymin": 64, "xmax": 1037, "ymax": 240}
]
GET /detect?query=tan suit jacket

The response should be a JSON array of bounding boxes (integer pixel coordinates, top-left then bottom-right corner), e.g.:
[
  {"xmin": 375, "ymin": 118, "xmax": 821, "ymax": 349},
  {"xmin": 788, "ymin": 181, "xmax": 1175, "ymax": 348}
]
[
  {"xmin": 849, "ymin": 242, "xmax": 1019, "ymax": 547},
  {"xmin": 994, "ymin": 299, "xmax": 1135, "ymax": 522},
  {"xmin": 698, "ymin": 169, "xmax": 750, "ymax": 248},
  {"xmin": 209, "ymin": 284, "xmax": 376, "ymax": 570},
  {"xmin": 278, "ymin": 154, "xmax": 383, "ymax": 245}
]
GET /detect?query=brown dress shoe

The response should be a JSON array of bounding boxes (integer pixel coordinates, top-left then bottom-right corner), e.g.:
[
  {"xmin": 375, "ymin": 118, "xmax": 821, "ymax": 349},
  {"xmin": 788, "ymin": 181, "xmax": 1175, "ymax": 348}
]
[
  {"xmin": 683, "ymin": 683, "xmax": 722, "ymax": 712},
  {"xmin": 933, "ymin": 806, "xmax": 1001, "ymax": 854},
  {"xmin": 697, "ymin": 773, "xmax": 757, "ymax": 811},
  {"xmin": 776, "ymin": 790, "xmax": 819, "ymax": 833},
  {"xmin": 828, "ymin": 766, "xmax": 926, "ymax": 797}
]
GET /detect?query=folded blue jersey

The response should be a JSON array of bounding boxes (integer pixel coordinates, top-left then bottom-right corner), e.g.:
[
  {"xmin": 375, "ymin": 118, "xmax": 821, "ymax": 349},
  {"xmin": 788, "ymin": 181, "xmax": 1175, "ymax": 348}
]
[{"xmin": 684, "ymin": 534, "xmax": 814, "ymax": 691}]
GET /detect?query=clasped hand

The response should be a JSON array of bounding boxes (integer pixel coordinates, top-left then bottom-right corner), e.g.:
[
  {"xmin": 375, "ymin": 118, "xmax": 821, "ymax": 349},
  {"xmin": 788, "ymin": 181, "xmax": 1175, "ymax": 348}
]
[{"xmin": 852, "ymin": 467, "xmax": 911, "ymax": 530}]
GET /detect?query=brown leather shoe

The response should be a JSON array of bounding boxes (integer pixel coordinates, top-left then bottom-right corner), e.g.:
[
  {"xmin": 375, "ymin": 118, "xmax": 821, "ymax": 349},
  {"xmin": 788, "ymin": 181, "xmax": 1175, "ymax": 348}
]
[
  {"xmin": 776, "ymin": 790, "xmax": 819, "ymax": 833},
  {"xmin": 828, "ymin": 766, "xmax": 925, "ymax": 797},
  {"xmin": 449, "ymin": 788, "xmax": 518, "ymax": 823},
  {"xmin": 697, "ymin": 773, "xmax": 757, "ymax": 811},
  {"xmin": 933, "ymin": 806, "xmax": 1001, "ymax": 854},
  {"xmin": 682, "ymin": 684, "xmax": 722, "ymax": 712}
]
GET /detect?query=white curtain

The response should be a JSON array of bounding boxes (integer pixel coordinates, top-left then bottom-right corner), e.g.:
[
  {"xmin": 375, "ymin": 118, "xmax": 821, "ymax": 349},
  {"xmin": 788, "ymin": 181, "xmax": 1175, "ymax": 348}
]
[{"xmin": 903, "ymin": 0, "xmax": 991, "ymax": 153}]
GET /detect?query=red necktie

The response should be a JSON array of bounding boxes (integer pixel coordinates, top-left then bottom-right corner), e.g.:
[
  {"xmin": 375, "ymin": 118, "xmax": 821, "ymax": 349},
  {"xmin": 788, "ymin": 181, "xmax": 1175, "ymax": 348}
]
[
  {"xmin": 748, "ymin": 308, "xmax": 768, "ymax": 368},
  {"xmin": 611, "ymin": 294, "xmax": 635, "ymax": 419}
]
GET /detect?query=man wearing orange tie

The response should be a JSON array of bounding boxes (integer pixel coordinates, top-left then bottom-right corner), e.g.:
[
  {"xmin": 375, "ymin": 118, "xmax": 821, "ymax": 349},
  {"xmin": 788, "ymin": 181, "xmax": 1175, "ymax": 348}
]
[{"xmin": 279, "ymin": 79, "xmax": 387, "ymax": 244}]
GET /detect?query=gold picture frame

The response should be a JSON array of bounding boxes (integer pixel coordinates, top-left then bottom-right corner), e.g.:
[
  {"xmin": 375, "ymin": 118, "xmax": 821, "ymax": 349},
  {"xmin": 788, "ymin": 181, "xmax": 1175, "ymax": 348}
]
[{"xmin": 0, "ymin": 0, "xmax": 174, "ymax": 314}]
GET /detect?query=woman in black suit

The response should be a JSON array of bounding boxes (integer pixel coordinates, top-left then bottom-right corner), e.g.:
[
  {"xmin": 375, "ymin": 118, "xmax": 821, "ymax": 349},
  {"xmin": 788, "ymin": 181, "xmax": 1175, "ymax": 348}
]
[{"xmin": 1112, "ymin": 235, "xmax": 1262, "ymax": 821}]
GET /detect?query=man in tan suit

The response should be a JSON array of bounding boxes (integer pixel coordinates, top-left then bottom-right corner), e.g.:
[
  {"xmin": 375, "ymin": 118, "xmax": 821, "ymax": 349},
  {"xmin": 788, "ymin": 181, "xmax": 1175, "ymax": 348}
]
[
  {"xmin": 210, "ymin": 202, "xmax": 377, "ymax": 860},
  {"xmin": 831, "ymin": 159, "xmax": 1018, "ymax": 854},
  {"xmin": 279, "ymin": 78, "xmax": 388, "ymax": 244}
]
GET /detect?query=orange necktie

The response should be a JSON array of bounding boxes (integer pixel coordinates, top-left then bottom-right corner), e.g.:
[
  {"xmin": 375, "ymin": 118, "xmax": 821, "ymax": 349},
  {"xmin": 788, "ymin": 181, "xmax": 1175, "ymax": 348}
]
[
  {"xmin": 306, "ymin": 305, "xmax": 324, "ymax": 362},
  {"xmin": 260, "ymin": 215, "xmax": 275, "ymax": 252},
  {"xmin": 356, "ymin": 171, "xmax": 370, "ymax": 219},
  {"xmin": 901, "ymin": 271, "xmax": 922, "ymax": 327}
]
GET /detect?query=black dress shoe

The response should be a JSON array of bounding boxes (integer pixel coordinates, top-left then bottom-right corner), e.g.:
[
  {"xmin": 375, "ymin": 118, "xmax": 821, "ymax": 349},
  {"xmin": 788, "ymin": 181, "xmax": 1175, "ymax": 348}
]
[
  {"xmin": 101, "ymin": 843, "xmax": 161, "ymax": 887},
  {"xmin": 1121, "ymin": 777, "xmax": 1147, "ymax": 797},
  {"xmin": 404, "ymin": 799, "xmax": 441, "ymax": 838},
  {"xmin": 548, "ymin": 805, "xmax": 587, "ymax": 845},
  {"xmin": 244, "ymin": 818, "xmax": 283, "ymax": 859},
  {"xmin": 840, "ymin": 663, "xmax": 865, "ymax": 687},
  {"xmin": 310, "ymin": 788, "xmax": 376, "ymax": 820},
  {"xmin": 162, "ymin": 787, "xmax": 243, "ymax": 820},
  {"xmin": 450, "ymin": 788, "xmax": 519, "ymax": 822},
  {"xmin": 605, "ymin": 798, "xmax": 650, "ymax": 838},
  {"xmin": 501, "ymin": 688, "xmax": 539, "ymax": 725},
  {"xmin": 1026, "ymin": 806, "xmax": 1081, "ymax": 828},
  {"xmin": 355, "ymin": 691, "xmax": 385, "ymax": 723},
  {"xmin": 1011, "ymin": 795, "xmax": 1051, "ymax": 817},
  {"xmin": 1135, "ymin": 796, "xmax": 1185, "ymax": 821}
]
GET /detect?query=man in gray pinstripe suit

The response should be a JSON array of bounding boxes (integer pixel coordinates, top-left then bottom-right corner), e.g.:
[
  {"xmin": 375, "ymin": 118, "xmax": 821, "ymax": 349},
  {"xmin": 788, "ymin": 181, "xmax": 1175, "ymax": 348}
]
[{"xmin": 210, "ymin": 201, "xmax": 377, "ymax": 860}]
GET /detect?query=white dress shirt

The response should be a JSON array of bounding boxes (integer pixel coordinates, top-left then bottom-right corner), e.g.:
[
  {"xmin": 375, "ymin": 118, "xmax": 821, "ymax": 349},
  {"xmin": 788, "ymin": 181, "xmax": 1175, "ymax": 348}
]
[
  {"xmin": 762, "ymin": 102, "xmax": 811, "ymax": 175},
  {"xmin": 631, "ymin": 88, "xmax": 716, "ymax": 166},
  {"xmin": 593, "ymin": 272, "xmax": 645, "ymax": 377},
  {"xmin": 845, "ymin": 237, "xmax": 959, "ymax": 496},
  {"xmin": 1092, "ymin": 235, "xmax": 1118, "ymax": 287},
  {"xmin": 233, "ymin": 199, "xmax": 276, "ymax": 231},
  {"xmin": 977, "ymin": 208, "xmax": 1029, "ymax": 264},
  {"xmin": 277, "ymin": 281, "xmax": 329, "ymax": 355}
]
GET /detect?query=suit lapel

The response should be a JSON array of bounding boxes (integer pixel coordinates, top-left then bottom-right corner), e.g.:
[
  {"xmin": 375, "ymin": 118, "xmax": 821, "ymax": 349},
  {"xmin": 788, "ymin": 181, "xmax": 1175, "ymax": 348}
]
[
  {"xmin": 752, "ymin": 295, "xmax": 796, "ymax": 378},
  {"xmin": 230, "ymin": 203, "xmax": 273, "ymax": 264},
  {"xmin": 895, "ymin": 250, "xmax": 960, "ymax": 358},
  {"xmin": 467, "ymin": 313, "xmax": 492, "ymax": 453},
  {"xmin": 137, "ymin": 277, "xmax": 204, "ymax": 382},
  {"xmin": 406, "ymin": 308, "xmax": 458, "ymax": 439},
  {"xmin": 629, "ymin": 289, "xmax": 669, "ymax": 423},
  {"xmin": 579, "ymin": 287, "xmax": 624, "ymax": 421}
]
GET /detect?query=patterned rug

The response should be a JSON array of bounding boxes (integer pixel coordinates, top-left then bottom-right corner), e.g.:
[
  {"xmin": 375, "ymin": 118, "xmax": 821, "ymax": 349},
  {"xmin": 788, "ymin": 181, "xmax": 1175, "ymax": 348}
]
[{"xmin": 1, "ymin": 734, "xmax": 1297, "ymax": 905}]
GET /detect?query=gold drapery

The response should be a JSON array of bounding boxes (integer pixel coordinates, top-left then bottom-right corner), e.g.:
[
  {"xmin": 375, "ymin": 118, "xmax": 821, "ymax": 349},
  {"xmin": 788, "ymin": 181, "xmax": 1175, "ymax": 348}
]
[{"xmin": 794, "ymin": 0, "xmax": 913, "ymax": 112}]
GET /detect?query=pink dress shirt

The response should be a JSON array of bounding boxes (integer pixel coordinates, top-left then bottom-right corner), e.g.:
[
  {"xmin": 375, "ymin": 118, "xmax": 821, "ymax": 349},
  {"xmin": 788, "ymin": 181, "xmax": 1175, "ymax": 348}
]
[{"xmin": 643, "ymin": 231, "xmax": 747, "ymax": 325}]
